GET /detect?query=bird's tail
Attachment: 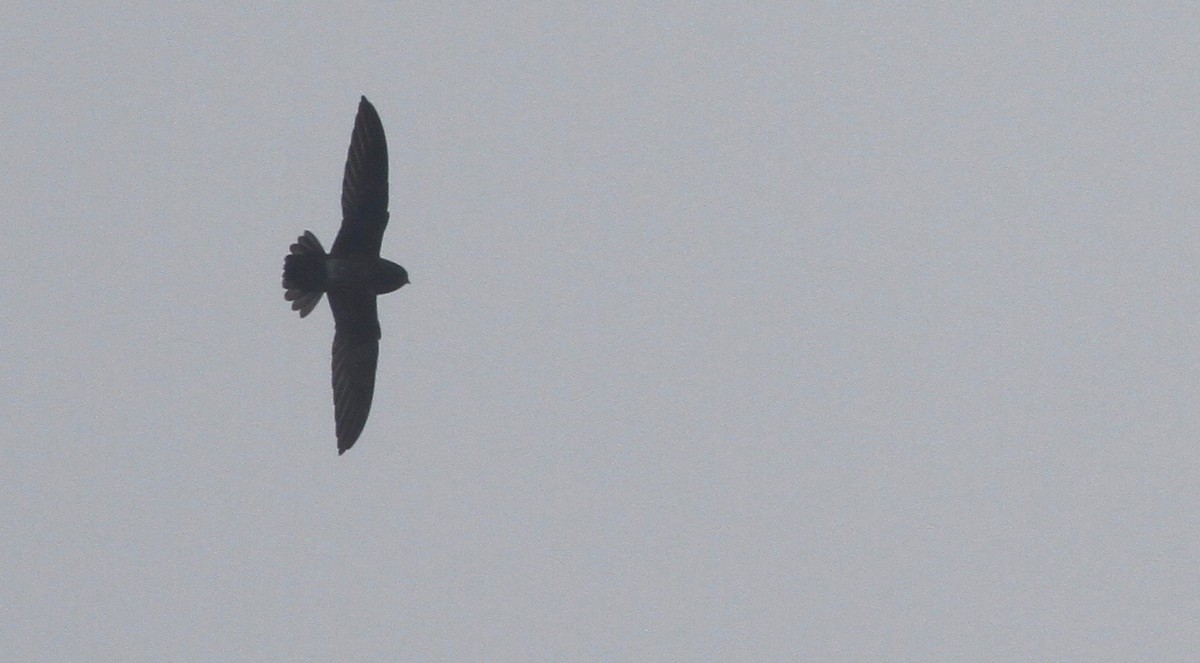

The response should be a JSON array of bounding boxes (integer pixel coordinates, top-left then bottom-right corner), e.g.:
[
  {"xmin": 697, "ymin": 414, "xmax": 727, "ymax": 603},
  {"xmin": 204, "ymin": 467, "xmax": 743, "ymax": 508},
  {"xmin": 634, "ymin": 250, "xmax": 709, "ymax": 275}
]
[{"xmin": 283, "ymin": 230, "xmax": 327, "ymax": 318}]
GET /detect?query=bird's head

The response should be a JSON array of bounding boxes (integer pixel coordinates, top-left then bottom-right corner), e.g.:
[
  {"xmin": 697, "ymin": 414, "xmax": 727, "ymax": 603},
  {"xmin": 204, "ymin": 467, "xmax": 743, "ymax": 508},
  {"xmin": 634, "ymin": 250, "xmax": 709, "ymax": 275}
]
[{"xmin": 376, "ymin": 259, "xmax": 409, "ymax": 294}]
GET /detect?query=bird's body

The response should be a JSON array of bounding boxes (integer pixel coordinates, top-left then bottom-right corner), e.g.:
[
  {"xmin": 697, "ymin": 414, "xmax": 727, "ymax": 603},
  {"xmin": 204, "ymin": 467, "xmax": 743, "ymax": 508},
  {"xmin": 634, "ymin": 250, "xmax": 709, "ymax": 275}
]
[
  {"xmin": 286, "ymin": 249, "xmax": 407, "ymax": 297},
  {"xmin": 282, "ymin": 96, "xmax": 408, "ymax": 455}
]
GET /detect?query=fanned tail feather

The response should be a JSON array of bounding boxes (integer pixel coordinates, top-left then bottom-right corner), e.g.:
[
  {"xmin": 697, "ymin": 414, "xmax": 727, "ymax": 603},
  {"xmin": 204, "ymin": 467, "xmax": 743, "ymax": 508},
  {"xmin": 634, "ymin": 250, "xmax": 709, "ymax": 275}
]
[{"xmin": 282, "ymin": 231, "xmax": 327, "ymax": 317}]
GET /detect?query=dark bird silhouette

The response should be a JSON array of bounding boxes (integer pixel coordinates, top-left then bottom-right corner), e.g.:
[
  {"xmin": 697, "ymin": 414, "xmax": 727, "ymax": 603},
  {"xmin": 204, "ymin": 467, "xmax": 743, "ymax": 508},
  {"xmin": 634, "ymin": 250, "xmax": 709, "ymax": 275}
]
[{"xmin": 282, "ymin": 97, "xmax": 409, "ymax": 455}]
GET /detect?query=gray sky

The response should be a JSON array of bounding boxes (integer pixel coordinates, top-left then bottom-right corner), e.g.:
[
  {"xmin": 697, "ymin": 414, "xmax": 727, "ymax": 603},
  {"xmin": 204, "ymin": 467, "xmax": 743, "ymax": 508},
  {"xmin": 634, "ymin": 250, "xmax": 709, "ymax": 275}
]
[{"xmin": 2, "ymin": 4, "xmax": 1198, "ymax": 661}]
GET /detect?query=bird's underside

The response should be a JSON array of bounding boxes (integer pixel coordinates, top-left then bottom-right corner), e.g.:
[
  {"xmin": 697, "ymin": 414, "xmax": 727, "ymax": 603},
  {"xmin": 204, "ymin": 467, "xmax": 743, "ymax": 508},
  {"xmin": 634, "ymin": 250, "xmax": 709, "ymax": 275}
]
[{"xmin": 281, "ymin": 96, "xmax": 408, "ymax": 455}]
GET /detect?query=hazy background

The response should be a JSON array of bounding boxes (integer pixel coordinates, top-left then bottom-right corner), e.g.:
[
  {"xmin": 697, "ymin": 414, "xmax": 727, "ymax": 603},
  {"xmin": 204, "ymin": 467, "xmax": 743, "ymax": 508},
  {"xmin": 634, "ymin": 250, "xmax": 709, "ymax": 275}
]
[{"xmin": 2, "ymin": 4, "xmax": 1197, "ymax": 661}]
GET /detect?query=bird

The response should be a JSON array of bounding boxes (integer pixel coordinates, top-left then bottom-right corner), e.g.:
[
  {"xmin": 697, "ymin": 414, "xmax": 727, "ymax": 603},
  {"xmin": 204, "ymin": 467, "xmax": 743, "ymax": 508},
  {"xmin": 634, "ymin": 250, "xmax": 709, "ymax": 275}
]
[{"xmin": 282, "ymin": 96, "xmax": 409, "ymax": 455}]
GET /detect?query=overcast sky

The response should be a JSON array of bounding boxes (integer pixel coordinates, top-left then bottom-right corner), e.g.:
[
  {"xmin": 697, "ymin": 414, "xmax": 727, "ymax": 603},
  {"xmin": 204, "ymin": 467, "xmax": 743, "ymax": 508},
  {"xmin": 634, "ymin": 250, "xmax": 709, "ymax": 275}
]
[{"xmin": 2, "ymin": 4, "xmax": 1198, "ymax": 661}]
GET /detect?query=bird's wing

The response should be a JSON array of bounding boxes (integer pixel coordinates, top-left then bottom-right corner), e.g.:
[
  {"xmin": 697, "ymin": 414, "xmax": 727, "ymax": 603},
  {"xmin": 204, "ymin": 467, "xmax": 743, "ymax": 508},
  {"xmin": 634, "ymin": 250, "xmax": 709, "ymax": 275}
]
[
  {"xmin": 331, "ymin": 96, "xmax": 390, "ymax": 257},
  {"xmin": 328, "ymin": 289, "xmax": 381, "ymax": 454}
]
